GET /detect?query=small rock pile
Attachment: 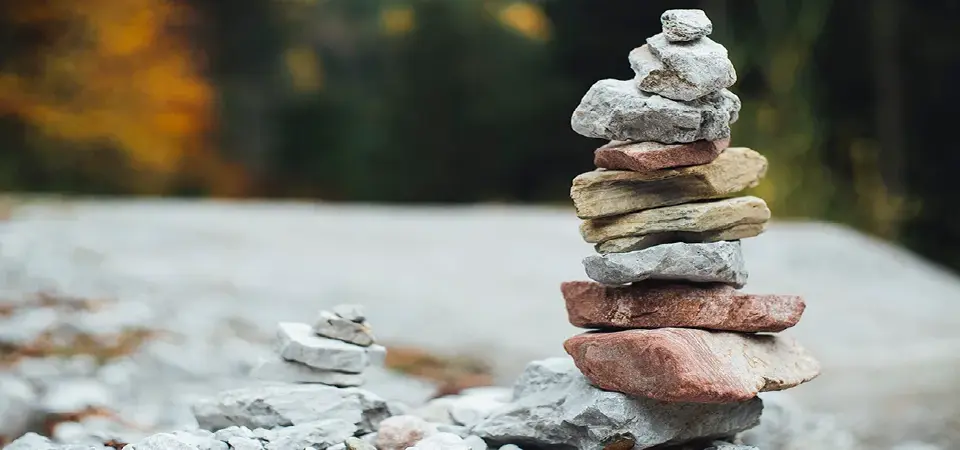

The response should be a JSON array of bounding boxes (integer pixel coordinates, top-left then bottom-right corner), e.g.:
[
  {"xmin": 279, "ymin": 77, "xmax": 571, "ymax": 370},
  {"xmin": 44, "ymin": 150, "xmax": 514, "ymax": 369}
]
[
  {"xmin": 565, "ymin": 5, "xmax": 821, "ymax": 418},
  {"xmin": 249, "ymin": 304, "xmax": 385, "ymax": 387}
]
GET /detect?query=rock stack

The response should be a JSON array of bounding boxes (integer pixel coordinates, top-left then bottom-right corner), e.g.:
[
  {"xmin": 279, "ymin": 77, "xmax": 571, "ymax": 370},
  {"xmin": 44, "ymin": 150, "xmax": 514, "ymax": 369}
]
[
  {"xmin": 250, "ymin": 304, "xmax": 385, "ymax": 387},
  {"xmin": 565, "ymin": 9, "xmax": 821, "ymax": 406}
]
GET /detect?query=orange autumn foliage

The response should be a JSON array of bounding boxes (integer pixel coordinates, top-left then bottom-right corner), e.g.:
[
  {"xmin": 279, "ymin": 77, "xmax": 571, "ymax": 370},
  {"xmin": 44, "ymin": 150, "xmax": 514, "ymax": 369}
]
[{"xmin": 0, "ymin": 0, "xmax": 248, "ymax": 195}]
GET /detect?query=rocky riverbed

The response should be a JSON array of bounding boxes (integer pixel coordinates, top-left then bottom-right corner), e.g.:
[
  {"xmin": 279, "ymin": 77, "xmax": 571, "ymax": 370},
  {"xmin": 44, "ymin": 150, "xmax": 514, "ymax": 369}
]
[{"xmin": 1, "ymin": 199, "xmax": 959, "ymax": 448}]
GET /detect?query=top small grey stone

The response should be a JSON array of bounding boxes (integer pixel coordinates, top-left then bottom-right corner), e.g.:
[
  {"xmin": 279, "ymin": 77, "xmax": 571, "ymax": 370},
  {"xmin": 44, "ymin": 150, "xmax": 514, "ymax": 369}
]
[{"xmin": 661, "ymin": 9, "xmax": 713, "ymax": 42}]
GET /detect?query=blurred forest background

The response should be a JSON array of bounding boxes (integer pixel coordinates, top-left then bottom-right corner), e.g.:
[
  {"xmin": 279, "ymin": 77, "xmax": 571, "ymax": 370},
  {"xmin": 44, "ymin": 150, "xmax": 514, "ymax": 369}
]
[{"xmin": 0, "ymin": 0, "xmax": 958, "ymax": 272}]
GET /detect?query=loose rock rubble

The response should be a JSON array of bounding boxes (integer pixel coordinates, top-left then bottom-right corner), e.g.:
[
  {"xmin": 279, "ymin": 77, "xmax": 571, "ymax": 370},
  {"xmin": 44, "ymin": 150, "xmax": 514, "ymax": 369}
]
[{"xmin": 1, "ymin": 8, "xmax": 858, "ymax": 450}]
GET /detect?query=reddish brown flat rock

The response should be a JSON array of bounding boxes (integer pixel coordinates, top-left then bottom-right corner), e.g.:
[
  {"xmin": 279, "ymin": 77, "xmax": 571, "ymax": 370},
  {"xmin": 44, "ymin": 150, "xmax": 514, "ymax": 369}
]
[
  {"xmin": 562, "ymin": 281, "xmax": 804, "ymax": 332},
  {"xmin": 594, "ymin": 138, "xmax": 729, "ymax": 171},
  {"xmin": 564, "ymin": 328, "xmax": 820, "ymax": 403}
]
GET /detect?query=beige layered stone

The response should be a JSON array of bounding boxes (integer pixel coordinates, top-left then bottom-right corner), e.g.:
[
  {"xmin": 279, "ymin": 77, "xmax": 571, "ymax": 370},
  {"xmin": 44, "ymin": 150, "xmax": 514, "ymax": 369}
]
[
  {"xmin": 564, "ymin": 328, "xmax": 821, "ymax": 403},
  {"xmin": 580, "ymin": 196, "xmax": 769, "ymax": 251},
  {"xmin": 571, "ymin": 147, "xmax": 767, "ymax": 219}
]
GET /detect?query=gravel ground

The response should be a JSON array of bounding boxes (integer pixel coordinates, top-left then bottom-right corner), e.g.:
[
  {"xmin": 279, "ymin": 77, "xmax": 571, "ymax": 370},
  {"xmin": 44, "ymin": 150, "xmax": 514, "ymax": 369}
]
[{"xmin": 1, "ymin": 199, "xmax": 959, "ymax": 447}]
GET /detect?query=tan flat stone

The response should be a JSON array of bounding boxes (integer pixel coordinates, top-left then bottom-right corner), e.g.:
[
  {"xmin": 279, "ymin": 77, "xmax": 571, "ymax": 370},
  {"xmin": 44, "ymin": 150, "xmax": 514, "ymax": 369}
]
[
  {"xmin": 564, "ymin": 328, "xmax": 820, "ymax": 403},
  {"xmin": 596, "ymin": 223, "xmax": 765, "ymax": 253},
  {"xmin": 571, "ymin": 147, "xmax": 767, "ymax": 219},
  {"xmin": 580, "ymin": 196, "xmax": 769, "ymax": 245},
  {"xmin": 562, "ymin": 280, "xmax": 805, "ymax": 332}
]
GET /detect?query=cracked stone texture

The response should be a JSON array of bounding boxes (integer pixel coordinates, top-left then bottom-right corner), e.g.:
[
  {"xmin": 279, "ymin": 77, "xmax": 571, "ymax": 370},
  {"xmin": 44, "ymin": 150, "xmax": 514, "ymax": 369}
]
[
  {"xmin": 565, "ymin": 329, "xmax": 821, "ymax": 403},
  {"xmin": 581, "ymin": 196, "xmax": 769, "ymax": 248},
  {"xmin": 249, "ymin": 355, "xmax": 365, "ymax": 386},
  {"xmin": 277, "ymin": 322, "xmax": 385, "ymax": 373},
  {"xmin": 571, "ymin": 79, "xmax": 740, "ymax": 143},
  {"xmin": 470, "ymin": 357, "xmax": 763, "ymax": 450},
  {"xmin": 2, "ymin": 200, "xmax": 959, "ymax": 445},
  {"xmin": 597, "ymin": 223, "xmax": 765, "ymax": 254},
  {"xmin": 191, "ymin": 384, "xmax": 389, "ymax": 433},
  {"xmin": 314, "ymin": 310, "xmax": 375, "ymax": 346},
  {"xmin": 594, "ymin": 138, "xmax": 729, "ymax": 172},
  {"xmin": 661, "ymin": 9, "xmax": 713, "ymax": 42},
  {"xmin": 584, "ymin": 241, "xmax": 747, "ymax": 286},
  {"xmin": 630, "ymin": 39, "xmax": 735, "ymax": 101},
  {"xmin": 572, "ymin": 147, "xmax": 767, "ymax": 219},
  {"xmin": 562, "ymin": 280, "xmax": 804, "ymax": 332}
]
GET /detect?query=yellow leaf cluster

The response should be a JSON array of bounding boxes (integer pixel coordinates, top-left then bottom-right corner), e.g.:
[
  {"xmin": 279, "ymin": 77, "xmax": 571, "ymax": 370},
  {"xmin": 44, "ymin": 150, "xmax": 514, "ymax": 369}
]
[
  {"xmin": 0, "ymin": 0, "xmax": 221, "ymax": 187},
  {"xmin": 497, "ymin": 2, "xmax": 550, "ymax": 41}
]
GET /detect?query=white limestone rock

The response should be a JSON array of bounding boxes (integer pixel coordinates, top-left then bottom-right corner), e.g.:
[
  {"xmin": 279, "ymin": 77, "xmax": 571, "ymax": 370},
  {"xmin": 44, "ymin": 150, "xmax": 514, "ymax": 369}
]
[
  {"xmin": 571, "ymin": 79, "xmax": 740, "ymax": 143},
  {"xmin": 313, "ymin": 310, "xmax": 375, "ymax": 347},
  {"xmin": 250, "ymin": 356, "xmax": 364, "ymax": 386},
  {"xmin": 583, "ymin": 241, "xmax": 748, "ymax": 287},
  {"xmin": 470, "ymin": 357, "xmax": 762, "ymax": 450},
  {"xmin": 661, "ymin": 9, "xmax": 713, "ymax": 42},
  {"xmin": 263, "ymin": 419, "xmax": 356, "ymax": 450},
  {"xmin": 332, "ymin": 304, "xmax": 366, "ymax": 323},
  {"xmin": 191, "ymin": 384, "xmax": 389, "ymax": 434},
  {"xmin": 276, "ymin": 322, "xmax": 385, "ymax": 373}
]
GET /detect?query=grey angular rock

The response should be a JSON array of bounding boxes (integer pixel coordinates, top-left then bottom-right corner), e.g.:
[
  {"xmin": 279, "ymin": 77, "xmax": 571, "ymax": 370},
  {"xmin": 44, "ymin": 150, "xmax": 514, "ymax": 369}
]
[
  {"xmin": 225, "ymin": 437, "xmax": 263, "ymax": 450},
  {"xmin": 740, "ymin": 392, "xmax": 860, "ymax": 450},
  {"xmin": 213, "ymin": 426, "xmax": 255, "ymax": 442},
  {"xmin": 661, "ymin": 9, "xmax": 713, "ymax": 42},
  {"xmin": 314, "ymin": 310, "xmax": 375, "ymax": 346},
  {"xmin": 630, "ymin": 40, "xmax": 735, "ymax": 102},
  {"xmin": 583, "ymin": 241, "xmax": 747, "ymax": 287},
  {"xmin": 250, "ymin": 356, "xmax": 364, "ymax": 386},
  {"xmin": 277, "ymin": 322, "xmax": 385, "ymax": 373},
  {"xmin": 449, "ymin": 392, "xmax": 509, "ymax": 427},
  {"xmin": 332, "ymin": 304, "xmax": 366, "ymax": 323},
  {"xmin": 571, "ymin": 79, "xmax": 740, "ymax": 143},
  {"xmin": 165, "ymin": 430, "xmax": 229, "ymax": 450},
  {"xmin": 639, "ymin": 33, "xmax": 736, "ymax": 101},
  {"xmin": 463, "ymin": 435, "xmax": 488, "ymax": 450},
  {"xmin": 122, "ymin": 433, "xmax": 200, "ymax": 450},
  {"xmin": 264, "ymin": 419, "xmax": 356, "ymax": 450},
  {"xmin": 345, "ymin": 436, "xmax": 376, "ymax": 450},
  {"xmin": 409, "ymin": 432, "xmax": 471, "ymax": 450},
  {"xmin": 191, "ymin": 384, "xmax": 389, "ymax": 434},
  {"xmin": 5, "ymin": 432, "xmax": 111, "ymax": 450},
  {"xmin": 470, "ymin": 357, "xmax": 762, "ymax": 450}
]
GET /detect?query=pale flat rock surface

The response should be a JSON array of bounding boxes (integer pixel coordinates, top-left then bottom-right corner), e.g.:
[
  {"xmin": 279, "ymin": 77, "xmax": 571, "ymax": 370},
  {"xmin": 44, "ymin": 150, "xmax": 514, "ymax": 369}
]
[
  {"xmin": 597, "ymin": 223, "xmax": 763, "ymax": 253},
  {"xmin": 580, "ymin": 196, "xmax": 770, "ymax": 245},
  {"xmin": 249, "ymin": 356, "xmax": 365, "ymax": 386},
  {"xmin": 661, "ymin": 9, "xmax": 713, "ymax": 42},
  {"xmin": 190, "ymin": 383, "xmax": 388, "ymax": 432},
  {"xmin": 2, "ymin": 199, "xmax": 960, "ymax": 446},
  {"xmin": 565, "ymin": 329, "xmax": 821, "ymax": 403},
  {"xmin": 571, "ymin": 79, "xmax": 740, "ymax": 143},
  {"xmin": 562, "ymin": 280, "xmax": 804, "ymax": 332},
  {"xmin": 572, "ymin": 147, "xmax": 767, "ymax": 219},
  {"xmin": 470, "ymin": 357, "xmax": 762, "ymax": 450},
  {"xmin": 583, "ymin": 241, "xmax": 748, "ymax": 286},
  {"xmin": 277, "ymin": 322, "xmax": 384, "ymax": 373},
  {"xmin": 594, "ymin": 138, "xmax": 728, "ymax": 172},
  {"xmin": 314, "ymin": 310, "xmax": 375, "ymax": 347}
]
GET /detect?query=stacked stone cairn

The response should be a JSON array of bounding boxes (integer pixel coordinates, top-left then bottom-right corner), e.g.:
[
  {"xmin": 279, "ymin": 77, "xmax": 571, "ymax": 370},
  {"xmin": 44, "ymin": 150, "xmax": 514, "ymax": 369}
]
[
  {"xmin": 565, "ymin": 8, "xmax": 822, "ymax": 417},
  {"xmin": 250, "ymin": 304, "xmax": 385, "ymax": 387}
]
